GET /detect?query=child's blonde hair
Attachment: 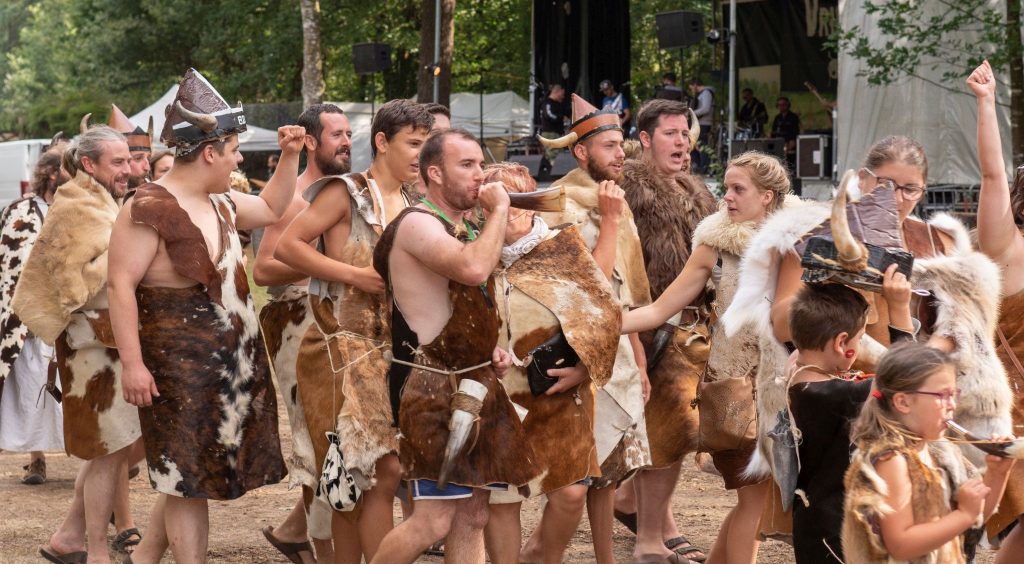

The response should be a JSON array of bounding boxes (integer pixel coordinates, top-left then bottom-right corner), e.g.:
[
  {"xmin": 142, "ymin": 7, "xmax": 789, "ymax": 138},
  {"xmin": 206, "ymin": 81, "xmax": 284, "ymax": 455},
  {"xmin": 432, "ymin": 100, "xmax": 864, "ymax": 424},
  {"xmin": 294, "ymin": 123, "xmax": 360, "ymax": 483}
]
[{"xmin": 850, "ymin": 342, "xmax": 953, "ymax": 449}]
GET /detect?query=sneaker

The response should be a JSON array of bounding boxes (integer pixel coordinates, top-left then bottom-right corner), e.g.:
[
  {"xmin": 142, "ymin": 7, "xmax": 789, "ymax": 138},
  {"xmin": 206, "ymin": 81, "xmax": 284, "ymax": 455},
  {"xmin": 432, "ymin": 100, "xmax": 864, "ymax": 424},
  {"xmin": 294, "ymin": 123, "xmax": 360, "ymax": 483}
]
[{"xmin": 22, "ymin": 459, "xmax": 46, "ymax": 485}]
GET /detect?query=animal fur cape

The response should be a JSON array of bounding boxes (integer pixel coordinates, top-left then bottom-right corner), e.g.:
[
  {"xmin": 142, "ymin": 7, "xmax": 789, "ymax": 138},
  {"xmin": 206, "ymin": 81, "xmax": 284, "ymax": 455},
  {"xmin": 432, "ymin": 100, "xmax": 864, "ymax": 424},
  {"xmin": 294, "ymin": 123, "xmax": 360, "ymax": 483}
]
[
  {"xmin": 12, "ymin": 172, "xmax": 119, "ymax": 345},
  {"xmin": 721, "ymin": 204, "xmax": 1011, "ymax": 482},
  {"xmin": 0, "ymin": 196, "xmax": 46, "ymax": 384}
]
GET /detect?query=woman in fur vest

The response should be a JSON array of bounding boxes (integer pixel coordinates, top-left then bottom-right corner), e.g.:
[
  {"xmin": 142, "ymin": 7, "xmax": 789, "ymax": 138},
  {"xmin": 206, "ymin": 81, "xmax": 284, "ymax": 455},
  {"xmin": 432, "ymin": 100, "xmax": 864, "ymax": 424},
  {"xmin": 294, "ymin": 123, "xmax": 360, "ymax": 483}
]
[{"xmin": 622, "ymin": 152, "xmax": 791, "ymax": 564}]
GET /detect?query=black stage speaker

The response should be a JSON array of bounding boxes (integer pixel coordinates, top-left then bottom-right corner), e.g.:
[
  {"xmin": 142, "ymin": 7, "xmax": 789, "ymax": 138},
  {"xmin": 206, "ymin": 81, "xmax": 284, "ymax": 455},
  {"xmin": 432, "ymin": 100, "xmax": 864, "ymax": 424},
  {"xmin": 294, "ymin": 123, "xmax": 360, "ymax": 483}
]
[
  {"xmin": 732, "ymin": 138, "xmax": 786, "ymax": 160},
  {"xmin": 655, "ymin": 11, "xmax": 704, "ymax": 50},
  {"xmin": 797, "ymin": 135, "xmax": 833, "ymax": 179},
  {"xmin": 353, "ymin": 43, "xmax": 392, "ymax": 75}
]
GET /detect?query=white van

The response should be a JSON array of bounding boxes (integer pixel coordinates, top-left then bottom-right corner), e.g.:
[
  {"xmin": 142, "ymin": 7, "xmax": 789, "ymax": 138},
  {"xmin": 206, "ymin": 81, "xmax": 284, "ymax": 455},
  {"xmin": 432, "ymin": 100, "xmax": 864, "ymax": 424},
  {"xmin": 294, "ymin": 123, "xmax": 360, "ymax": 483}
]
[{"xmin": 0, "ymin": 139, "xmax": 51, "ymax": 207}]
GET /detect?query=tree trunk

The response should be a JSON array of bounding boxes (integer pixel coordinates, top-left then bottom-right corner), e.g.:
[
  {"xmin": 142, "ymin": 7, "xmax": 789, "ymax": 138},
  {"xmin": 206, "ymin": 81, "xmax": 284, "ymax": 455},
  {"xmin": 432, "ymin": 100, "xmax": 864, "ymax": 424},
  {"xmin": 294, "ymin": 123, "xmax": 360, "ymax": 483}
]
[
  {"xmin": 299, "ymin": 0, "xmax": 325, "ymax": 108},
  {"xmin": 417, "ymin": 0, "xmax": 455, "ymax": 106},
  {"xmin": 1008, "ymin": 0, "xmax": 1024, "ymax": 165}
]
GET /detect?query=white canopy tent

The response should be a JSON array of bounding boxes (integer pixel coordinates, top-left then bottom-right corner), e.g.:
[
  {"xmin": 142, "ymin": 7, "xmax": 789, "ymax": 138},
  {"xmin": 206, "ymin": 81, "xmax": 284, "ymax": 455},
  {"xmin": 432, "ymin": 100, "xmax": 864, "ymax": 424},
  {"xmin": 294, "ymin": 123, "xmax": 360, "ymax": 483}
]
[
  {"xmin": 836, "ymin": 0, "xmax": 1014, "ymax": 184},
  {"xmin": 129, "ymin": 85, "xmax": 280, "ymax": 152}
]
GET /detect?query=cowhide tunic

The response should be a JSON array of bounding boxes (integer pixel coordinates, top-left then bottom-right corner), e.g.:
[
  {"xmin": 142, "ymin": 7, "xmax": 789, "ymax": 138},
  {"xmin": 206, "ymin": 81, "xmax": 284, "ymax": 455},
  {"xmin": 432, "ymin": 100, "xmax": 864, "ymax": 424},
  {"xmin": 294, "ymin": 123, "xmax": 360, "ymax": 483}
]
[
  {"xmin": 0, "ymin": 195, "xmax": 46, "ymax": 391},
  {"xmin": 374, "ymin": 207, "xmax": 541, "ymax": 488},
  {"xmin": 259, "ymin": 284, "xmax": 317, "ymax": 490},
  {"xmin": 989, "ymin": 288, "xmax": 1024, "ymax": 536},
  {"xmin": 495, "ymin": 226, "xmax": 620, "ymax": 496},
  {"xmin": 294, "ymin": 173, "xmax": 408, "ymax": 489},
  {"xmin": 131, "ymin": 183, "xmax": 285, "ymax": 500}
]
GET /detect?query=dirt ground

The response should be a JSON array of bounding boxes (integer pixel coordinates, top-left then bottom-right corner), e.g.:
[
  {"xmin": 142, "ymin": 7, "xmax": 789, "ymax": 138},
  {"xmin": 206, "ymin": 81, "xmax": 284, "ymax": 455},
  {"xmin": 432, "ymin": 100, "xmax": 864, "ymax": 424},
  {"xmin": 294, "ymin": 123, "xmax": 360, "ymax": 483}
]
[{"xmin": 0, "ymin": 392, "xmax": 1003, "ymax": 563}]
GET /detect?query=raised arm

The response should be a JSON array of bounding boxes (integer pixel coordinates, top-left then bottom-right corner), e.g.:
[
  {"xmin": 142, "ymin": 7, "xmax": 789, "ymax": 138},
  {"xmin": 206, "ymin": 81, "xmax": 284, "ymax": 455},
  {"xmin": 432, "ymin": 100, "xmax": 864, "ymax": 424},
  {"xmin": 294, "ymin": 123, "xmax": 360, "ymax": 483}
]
[
  {"xmin": 107, "ymin": 202, "xmax": 161, "ymax": 407},
  {"xmin": 621, "ymin": 243, "xmax": 717, "ymax": 333},
  {"xmin": 233, "ymin": 125, "xmax": 305, "ymax": 230},
  {"xmin": 969, "ymin": 61, "xmax": 1024, "ymax": 294},
  {"xmin": 274, "ymin": 181, "xmax": 384, "ymax": 295},
  {"xmin": 400, "ymin": 182, "xmax": 509, "ymax": 286},
  {"xmin": 252, "ymin": 195, "xmax": 309, "ymax": 287},
  {"xmin": 592, "ymin": 180, "xmax": 625, "ymax": 279}
]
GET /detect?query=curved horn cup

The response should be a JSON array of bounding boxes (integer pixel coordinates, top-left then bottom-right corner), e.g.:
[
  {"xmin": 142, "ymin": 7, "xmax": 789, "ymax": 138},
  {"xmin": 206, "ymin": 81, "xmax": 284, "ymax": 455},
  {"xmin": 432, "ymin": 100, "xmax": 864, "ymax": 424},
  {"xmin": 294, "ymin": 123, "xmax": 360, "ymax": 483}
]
[
  {"xmin": 537, "ymin": 131, "xmax": 578, "ymax": 150},
  {"xmin": 80, "ymin": 113, "xmax": 92, "ymax": 134},
  {"xmin": 437, "ymin": 379, "xmax": 488, "ymax": 489},
  {"xmin": 832, "ymin": 169, "xmax": 868, "ymax": 272},
  {"xmin": 174, "ymin": 101, "xmax": 218, "ymax": 132},
  {"xmin": 506, "ymin": 186, "xmax": 565, "ymax": 212},
  {"xmin": 687, "ymin": 107, "xmax": 700, "ymax": 148}
]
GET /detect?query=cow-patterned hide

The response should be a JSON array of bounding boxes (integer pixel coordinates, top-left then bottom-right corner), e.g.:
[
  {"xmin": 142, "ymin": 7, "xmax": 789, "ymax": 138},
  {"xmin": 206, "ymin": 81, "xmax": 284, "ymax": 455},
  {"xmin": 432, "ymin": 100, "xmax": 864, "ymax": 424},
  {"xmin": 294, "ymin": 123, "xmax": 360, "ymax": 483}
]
[
  {"xmin": 131, "ymin": 183, "xmax": 285, "ymax": 499},
  {"xmin": 623, "ymin": 161, "xmax": 717, "ymax": 467},
  {"xmin": 13, "ymin": 171, "xmax": 119, "ymax": 345},
  {"xmin": 294, "ymin": 172, "xmax": 410, "ymax": 491},
  {"xmin": 0, "ymin": 196, "xmax": 45, "ymax": 386},
  {"xmin": 497, "ymin": 226, "xmax": 620, "ymax": 494},
  {"xmin": 259, "ymin": 285, "xmax": 317, "ymax": 490}
]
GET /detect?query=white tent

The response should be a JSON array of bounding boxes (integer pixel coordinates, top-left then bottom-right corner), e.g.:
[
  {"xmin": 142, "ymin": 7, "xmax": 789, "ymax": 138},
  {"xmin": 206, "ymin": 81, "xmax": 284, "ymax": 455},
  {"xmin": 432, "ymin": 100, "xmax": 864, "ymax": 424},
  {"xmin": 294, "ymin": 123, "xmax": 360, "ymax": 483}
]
[
  {"xmin": 837, "ymin": 0, "xmax": 1013, "ymax": 184},
  {"xmin": 129, "ymin": 85, "xmax": 280, "ymax": 152}
]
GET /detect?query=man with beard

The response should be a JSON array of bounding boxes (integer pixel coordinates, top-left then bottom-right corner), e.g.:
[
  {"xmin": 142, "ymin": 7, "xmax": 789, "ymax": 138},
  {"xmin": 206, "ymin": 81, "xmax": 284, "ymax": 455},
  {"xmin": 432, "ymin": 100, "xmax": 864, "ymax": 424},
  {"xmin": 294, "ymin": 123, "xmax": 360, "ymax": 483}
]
[
  {"xmin": 105, "ymin": 105, "xmax": 153, "ymax": 188},
  {"xmin": 13, "ymin": 126, "xmax": 138, "ymax": 564},
  {"xmin": 275, "ymin": 99, "xmax": 432, "ymax": 562},
  {"xmin": 530, "ymin": 94, "xmax": 652, "ymax": 564},
  {"xmin": 108, "ymin": 68, "xmax": 292, "ymax": 563},
  {"xmin": 620, "ymin": 98, "xmax": 716, "ymax": 563},
  {"xmin": 253, "ymin": 103, "xmax": 351, "ymax": 563},
  {"xmin": 369, "ymin": 128, "xmax": 539, "ymax": 564}
]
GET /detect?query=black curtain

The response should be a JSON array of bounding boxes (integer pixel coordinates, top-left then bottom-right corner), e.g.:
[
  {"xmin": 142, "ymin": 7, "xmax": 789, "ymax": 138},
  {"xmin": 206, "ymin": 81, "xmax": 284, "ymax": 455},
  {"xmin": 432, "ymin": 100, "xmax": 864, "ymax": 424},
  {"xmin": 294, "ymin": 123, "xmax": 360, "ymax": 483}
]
[{"xmin": 534, "ymin": 0, "xmax": 631, "ymax": 115}]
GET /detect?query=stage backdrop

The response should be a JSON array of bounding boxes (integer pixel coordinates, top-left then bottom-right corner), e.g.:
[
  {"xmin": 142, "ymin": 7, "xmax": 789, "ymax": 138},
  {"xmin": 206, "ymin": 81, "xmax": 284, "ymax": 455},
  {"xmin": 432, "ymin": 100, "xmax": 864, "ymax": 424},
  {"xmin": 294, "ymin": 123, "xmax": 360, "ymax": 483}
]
[{"xmin": 728, "ymin": 0, "xmax": 838, "ymax": 132}]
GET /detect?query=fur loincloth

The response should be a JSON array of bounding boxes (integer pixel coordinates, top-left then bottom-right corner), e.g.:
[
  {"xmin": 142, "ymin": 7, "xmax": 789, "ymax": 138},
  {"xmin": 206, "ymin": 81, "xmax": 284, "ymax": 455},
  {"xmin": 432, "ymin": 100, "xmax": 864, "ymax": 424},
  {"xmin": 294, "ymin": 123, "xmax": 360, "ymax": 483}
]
[
  {"xmin": 497, "ymin": 226, "xmax": 620, "ymax": 494},
  {"xmin": 0, "ymin": 196, "xmax": 46, "ymax": 390},
  {"xmin": 722, "ymin": 205, "xmax": 1010, "ymax": 484},
  {"xmin": 260, "ymin": 285, "xmax": 317, "ymax": 490},
  {"xmin": 13, "ymin": 172, "xmax": 119, "ymax": 345},
  {"xmin": 131, "ymin": 184, "xmax": 285, "ymax": 499},
  {"xmin": 623, "ymin": 161, "xmax": 717, "ymax": 466},
  {"xmin": 842, "ymin": 438, "xmax": 978, "ymax": 563},
  {"xmin": 541, "ymin": 167, "xmax": 653, "ymax": 483}
]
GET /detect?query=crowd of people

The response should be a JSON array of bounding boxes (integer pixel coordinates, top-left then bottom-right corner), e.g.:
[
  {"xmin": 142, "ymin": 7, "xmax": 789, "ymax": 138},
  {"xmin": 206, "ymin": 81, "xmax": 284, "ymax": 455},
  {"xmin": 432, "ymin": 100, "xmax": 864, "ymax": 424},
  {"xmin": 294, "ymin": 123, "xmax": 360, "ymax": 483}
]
[{"xmin": 1, "ymin": 59, "xmax": 1024, "ymax": 564}]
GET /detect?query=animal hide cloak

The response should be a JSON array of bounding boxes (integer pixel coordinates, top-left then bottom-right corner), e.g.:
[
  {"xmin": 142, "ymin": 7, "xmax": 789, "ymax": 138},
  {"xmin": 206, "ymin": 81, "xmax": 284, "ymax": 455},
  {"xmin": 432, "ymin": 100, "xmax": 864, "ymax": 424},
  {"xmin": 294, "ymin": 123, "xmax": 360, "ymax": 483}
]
[
  {"xmin": 294, "ymin": 173, "xmax": 407, "ymax": 491},
  {"xmin": 259, "ymin": 284, "xmax": 317, "ymax": 490},
  {"xmin": 497, "ymin": 226, "xmax": 620, "ymax": 495},
  {"xmin": 988, "ymin": 286, "xmax": 1024, "ymax": 536},
  {"xmin": 541, "ymin": 167, "xmax": 653, "ymax": 483},
  {"xmin": 375, "ymin": 207, "xmax": 541, "ymax": 488},
  {"xmin": 131, "ymin": 183, "xmax": 286, "ymax": 499},
  {"xmin": 623, "ymin": 161, "xmax": 717, "ymax": 466},
  {"xmin": 722, "ymin": 206, "xmax": 1010, "ymax": 485},
  {"xmin": 842, "ymin": 439, "xmax": 979, "ymax": 564},
  {"xmin": 0, "ymin": 196, "xmax": 45, "ymax": 388},
  {"xmin": 12, "ymin": 171, "xmax": 118, "ymax": 345}
]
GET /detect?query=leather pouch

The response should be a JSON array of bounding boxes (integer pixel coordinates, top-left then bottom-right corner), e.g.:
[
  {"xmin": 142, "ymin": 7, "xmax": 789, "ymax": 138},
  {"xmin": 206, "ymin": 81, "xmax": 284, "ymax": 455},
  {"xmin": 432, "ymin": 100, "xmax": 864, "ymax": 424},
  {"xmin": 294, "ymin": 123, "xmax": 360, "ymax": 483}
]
[{"xmin": 526, "ymin": 332, "xmax": 580, "ymax": 396}]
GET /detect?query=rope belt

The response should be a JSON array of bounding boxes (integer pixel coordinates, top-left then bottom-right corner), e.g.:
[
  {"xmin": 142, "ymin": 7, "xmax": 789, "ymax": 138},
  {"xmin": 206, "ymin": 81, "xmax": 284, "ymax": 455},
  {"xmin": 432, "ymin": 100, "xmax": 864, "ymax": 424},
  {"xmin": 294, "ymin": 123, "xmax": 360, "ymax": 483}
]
[
  {"xmin": 383, "ymin": 349, "xmax": 492, "ymax": 394},
  {"xmin": 315, "ymin": 323, "xmax": 386, "ymax": 375}
]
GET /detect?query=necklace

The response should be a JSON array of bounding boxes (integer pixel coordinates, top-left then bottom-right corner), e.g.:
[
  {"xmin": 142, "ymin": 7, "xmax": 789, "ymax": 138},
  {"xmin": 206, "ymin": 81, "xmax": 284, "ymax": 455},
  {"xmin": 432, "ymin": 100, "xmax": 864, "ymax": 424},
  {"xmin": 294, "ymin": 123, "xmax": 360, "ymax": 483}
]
[{"xmin": 419, "ymin": 197, "xmax": 491, "ymax": 306}]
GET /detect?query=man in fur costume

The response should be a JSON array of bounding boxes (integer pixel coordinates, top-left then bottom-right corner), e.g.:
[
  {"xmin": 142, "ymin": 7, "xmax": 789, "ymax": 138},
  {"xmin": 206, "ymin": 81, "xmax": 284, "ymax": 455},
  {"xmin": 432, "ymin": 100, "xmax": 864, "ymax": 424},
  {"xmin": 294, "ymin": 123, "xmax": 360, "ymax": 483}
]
[
  {"xmin": 13, "ymin": 125, "xmax": 139, "ymax": 564},
  {"xmin": 369, "ymin": 129, "xmax": 540, "ymax": 563},
  {"xmin": 0, "ymin": 147, "xmax": 67, "ymax": 485},
  {"xmin": 274, "ymin": 99, "xmax": 432, "ymax": 562},
  {"xmin": 619, "ymin": 98, "xmax": 717, "ymax": 562},
  {"xmin": 252, "ymin": 103, "xmax": 352, "ymax": 563},
  {"xmin": 536, "ymin": 93, "xmax": 653, "ymax": 564},
  {"xmin": 482, "ymin": 162, "xmax": 622, "ymax": 564},
  {"xmin": 721, "ymin": 159, "xmax": 1011, "ymax": 542},
  {"xmin": 107, "ymin": 68, "xmax": 293, "ymax": 562}
]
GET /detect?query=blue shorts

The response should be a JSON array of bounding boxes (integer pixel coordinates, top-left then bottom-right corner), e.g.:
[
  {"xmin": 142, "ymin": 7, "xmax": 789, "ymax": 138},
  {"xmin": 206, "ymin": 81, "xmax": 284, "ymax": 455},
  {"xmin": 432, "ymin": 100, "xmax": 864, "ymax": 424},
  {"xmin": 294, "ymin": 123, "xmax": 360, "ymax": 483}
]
[{"xmin": 409, "ymin": 479, "xmax": 507, "ymax": 500}]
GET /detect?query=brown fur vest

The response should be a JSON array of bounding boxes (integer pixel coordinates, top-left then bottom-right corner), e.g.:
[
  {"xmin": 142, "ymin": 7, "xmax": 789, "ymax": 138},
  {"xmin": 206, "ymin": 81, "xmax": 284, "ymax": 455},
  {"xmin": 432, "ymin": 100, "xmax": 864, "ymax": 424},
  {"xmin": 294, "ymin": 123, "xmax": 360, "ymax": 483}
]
[{"xmin": 621, "ymin": 160, "xmax": 716, "ymax": 298}]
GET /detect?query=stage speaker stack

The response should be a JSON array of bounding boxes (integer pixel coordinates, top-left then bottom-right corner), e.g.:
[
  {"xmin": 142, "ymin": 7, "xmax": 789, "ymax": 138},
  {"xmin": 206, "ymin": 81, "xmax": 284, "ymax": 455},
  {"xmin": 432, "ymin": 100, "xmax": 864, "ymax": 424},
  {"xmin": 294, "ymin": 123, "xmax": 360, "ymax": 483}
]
[
  {"xmin": 353, "ymin": 43, "xmax": 392, "ymax": 75},
  {"xmin": 796, "ymin": 135, "xmax": 832, "ymax": 179},
  {"xmin": 655, "ymin": 11, "xmax": 704, "ymax": 50}
]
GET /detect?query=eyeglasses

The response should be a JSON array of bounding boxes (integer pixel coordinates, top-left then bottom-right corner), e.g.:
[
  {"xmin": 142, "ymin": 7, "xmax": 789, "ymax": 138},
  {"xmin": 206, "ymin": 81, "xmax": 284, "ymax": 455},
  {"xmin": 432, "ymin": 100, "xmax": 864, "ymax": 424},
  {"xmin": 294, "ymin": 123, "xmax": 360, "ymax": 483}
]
[
  {"xmin": 906, "ymin": 388, "xmax": 960, "ymax": 405},
  {"xmin": 862, "ymin": 168, "xmax": 926, "ymax": 201}
]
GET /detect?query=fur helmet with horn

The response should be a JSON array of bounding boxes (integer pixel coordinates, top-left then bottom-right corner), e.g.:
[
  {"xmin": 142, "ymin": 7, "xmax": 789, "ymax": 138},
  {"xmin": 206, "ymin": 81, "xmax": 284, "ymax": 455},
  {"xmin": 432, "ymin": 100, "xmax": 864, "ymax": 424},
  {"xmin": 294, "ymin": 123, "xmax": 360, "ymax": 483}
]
[
  {"xmin": 108, "ymin": 104, "xmax": 152, "ymax": 153},
  {"xmin": 537, "ymin": 93, "xmax": 621, "ymax": 150},
  {"xmin": 161, "ymin": 68, "xmax": 247, "ymax": 156}
]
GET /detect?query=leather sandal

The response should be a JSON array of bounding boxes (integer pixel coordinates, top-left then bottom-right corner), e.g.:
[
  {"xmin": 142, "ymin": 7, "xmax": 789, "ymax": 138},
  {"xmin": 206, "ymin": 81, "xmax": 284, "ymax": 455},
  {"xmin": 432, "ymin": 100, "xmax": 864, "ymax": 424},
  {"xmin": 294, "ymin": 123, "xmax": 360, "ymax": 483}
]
[
  {"xmin": 111, "ymin": 528, "xmax": 142, "ymax": 553},
  {"xmin": 39, "ymin": 545, "xmax": 87, "ymax": 564},
  {"xmin": 664, "ymin": 536, "xmax": 706, "ymax": 562},
  {"xmin": 262, "ymin": 525, "xmax": 314, "ymax": 564}
]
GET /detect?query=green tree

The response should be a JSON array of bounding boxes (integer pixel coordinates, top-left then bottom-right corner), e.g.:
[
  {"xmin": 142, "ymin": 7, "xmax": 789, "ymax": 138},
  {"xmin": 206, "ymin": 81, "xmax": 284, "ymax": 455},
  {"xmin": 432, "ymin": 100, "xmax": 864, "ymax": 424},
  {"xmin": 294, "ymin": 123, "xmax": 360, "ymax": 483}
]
[{"xmin": 834, "ymin": 0, "xmax": 1024, "ymax": 163}]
